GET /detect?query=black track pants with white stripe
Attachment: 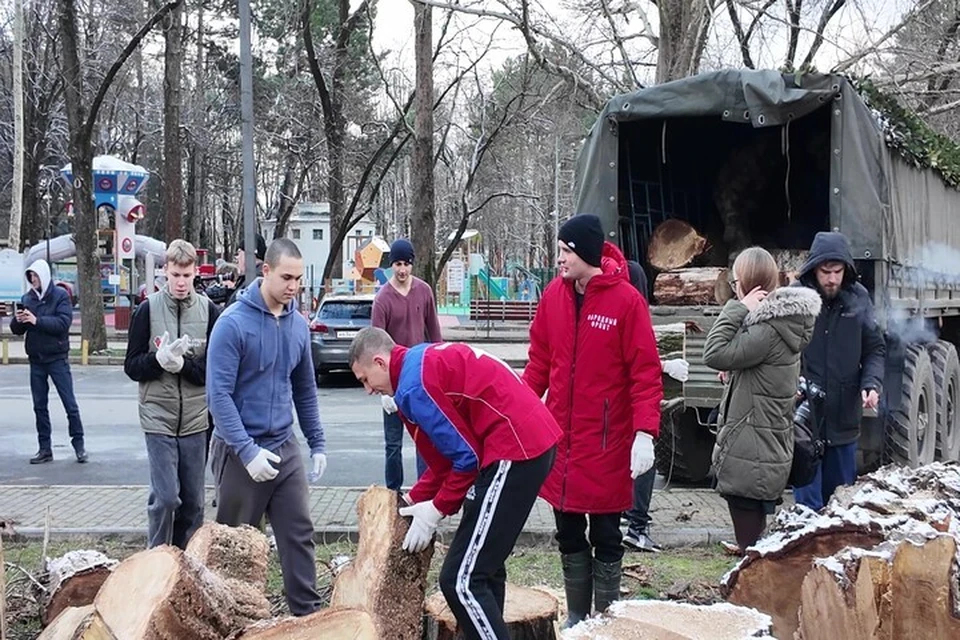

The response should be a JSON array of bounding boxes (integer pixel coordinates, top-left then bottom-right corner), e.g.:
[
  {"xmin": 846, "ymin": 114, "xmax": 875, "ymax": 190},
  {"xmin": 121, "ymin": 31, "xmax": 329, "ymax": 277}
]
[{"xmin": 438, "ymin": 446, "xmax": 556, "ymax": 640}]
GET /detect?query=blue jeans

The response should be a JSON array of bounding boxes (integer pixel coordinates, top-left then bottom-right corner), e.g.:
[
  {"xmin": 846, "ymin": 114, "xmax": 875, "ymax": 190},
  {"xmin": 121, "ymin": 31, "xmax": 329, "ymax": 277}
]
[
  {"xmin": 30, "ymin": 359, "xmax": 84, "ymax": 453},
  {"xmin": 792, "ymin": 442, "xmax": 858, "ymax": 511},
  {"xmin": 625, "ymin": 465, "xmax": 656, "ymax": 533},
  {"xmin": 383, "ymin": 411, "xmax": 427, "ymax": 491},
  {"xmin": 144, "ymin": 432, "xmax": 207, "ymax": 549}
]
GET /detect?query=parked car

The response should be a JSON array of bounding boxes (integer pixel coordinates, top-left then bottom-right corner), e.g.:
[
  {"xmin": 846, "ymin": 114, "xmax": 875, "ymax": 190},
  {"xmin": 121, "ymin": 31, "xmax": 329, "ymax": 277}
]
[{"xmin": 310, "ymin": 294, "xmax": 374, "ymax": 379}]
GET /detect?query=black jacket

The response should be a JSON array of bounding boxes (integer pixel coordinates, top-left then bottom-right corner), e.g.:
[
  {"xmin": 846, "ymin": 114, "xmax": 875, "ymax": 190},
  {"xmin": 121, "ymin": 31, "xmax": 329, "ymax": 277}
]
[
  {"xmin": 10, "ymin": 260, "xmax": 73, "ymax": 364},
  {"xmin": 796, "ymin": 232, "xmax": 886, "ymax": 446}
]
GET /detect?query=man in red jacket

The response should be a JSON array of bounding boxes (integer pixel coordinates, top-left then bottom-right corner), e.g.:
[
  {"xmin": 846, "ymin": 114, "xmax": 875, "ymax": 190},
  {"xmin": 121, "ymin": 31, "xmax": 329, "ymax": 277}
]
[
  {"xmin": 524, "ymin": 213, "xmax": 663, "ymax": 627},
  {"xmin": 349, "ymin": 327, "xmax": 560, "ymax": 640}
]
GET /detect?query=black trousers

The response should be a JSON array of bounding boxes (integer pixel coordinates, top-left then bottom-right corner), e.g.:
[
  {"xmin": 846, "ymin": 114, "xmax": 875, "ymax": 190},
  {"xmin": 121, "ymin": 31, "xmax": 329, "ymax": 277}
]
[
  {"xmin": 554, "ymin": 510, "xmax": 624, "ymax": 563},
  {"xmin": 439, "ymin": 447, "xmax": 555, "ymax": 640}
]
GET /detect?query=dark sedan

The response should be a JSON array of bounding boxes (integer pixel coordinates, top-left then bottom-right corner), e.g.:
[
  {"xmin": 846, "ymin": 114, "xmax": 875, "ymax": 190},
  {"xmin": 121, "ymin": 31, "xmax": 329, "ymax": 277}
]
[{"xmin": 310, "ymin": 294, "xmax": 374, "ymax": 378}]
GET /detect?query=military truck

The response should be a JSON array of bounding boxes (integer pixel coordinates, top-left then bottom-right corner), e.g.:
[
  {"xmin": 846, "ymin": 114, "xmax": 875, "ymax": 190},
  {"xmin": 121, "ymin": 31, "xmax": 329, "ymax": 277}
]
[{"xmin": 575, "ymin": 69, "xmax": 960, "ymax": 482}]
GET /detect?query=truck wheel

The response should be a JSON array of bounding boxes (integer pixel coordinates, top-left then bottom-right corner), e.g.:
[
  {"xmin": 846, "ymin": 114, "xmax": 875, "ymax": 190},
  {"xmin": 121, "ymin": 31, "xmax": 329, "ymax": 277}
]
[
  {"xmin": 929, "ymin": 341, "xmax": 960, "ymax": 461},
  {"xmin": 654, "ymin": 407, "xmax": 716, "ymax": 484},
  {"xmin": 886, "ymin": 345, "xmax": 937, "ymax": 467}
]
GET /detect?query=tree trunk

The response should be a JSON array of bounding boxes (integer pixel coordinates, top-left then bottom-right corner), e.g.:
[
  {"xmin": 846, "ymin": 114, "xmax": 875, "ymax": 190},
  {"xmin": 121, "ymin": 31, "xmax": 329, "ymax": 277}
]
[
  {"xmin": 653, "ymin": 267, "xmax": 727, "ymax": 305},
  {"xmin": 42, "ymin": 550, "xmax": 116, "ymax": 625},
  {"xmin": 10, "ymin": 0, "xmax": 25, "ymax": 250},
  {"xmin": 237, "ymin": 608, "xmax": 377, "ymax": 639},
  {"xmin": 331, "ymin": 487, "xmax": 433, "ymax": 639},
  {"xmin": 161, "ymin": 0, "xmax": 184, "ymax": 241},
  {"xmin": 423, "ymin": 584, "xmax": 558, "ymax": 640},
  {"xmin": 410, "ymin": 0, "xmax": 436, "ymax": 286},
  {"xmin": 59, "ymin": 0, "xmax": 107, "ymax": 351},
  {"xmin": 272, "ymin": 151, "xmax": 299, "ymax": 240},
  {"xmin": 563, "ymin": 600, "xmax": 773, "ymax": 639},
  {"xmin": 655, "ymin": 0, "xmax": 712, "ymax": 83}
]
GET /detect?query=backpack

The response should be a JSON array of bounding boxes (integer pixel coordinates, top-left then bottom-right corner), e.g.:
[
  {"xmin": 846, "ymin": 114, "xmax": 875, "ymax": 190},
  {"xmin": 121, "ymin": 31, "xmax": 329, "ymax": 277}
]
[{"xmin": 789, "ymin": 379, "xmax": 826, "ymax": 487}]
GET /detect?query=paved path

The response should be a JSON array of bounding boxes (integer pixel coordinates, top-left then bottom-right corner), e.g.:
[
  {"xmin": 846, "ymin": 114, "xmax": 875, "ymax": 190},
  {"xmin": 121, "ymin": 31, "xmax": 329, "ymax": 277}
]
[{"xmin": 0, "ymin": 484, "xmax": 769, "ymax": 547}]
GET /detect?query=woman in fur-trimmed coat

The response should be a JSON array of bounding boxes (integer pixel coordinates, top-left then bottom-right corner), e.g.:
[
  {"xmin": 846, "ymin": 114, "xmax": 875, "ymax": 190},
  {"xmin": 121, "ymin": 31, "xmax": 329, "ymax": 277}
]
[{"xmin": 703, "ymin": 247, "xmax": 822, "ymax": 551}]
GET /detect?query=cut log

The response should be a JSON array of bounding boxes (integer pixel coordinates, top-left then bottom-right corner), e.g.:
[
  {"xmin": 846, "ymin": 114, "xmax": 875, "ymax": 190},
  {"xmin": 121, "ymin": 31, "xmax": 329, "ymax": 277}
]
[
  {"xmin": 653, "ymin": 267, "xmax": 727, "ymax": 305},
  {"xmin": 237, "ymin": 608, "xmax": 377, "ymax": 639},
  {"xmin": 185, "ymin": 522, "xmax": 270, "ymax": 589},
  {"xmin": 890, "ymin": 536, "xmax": 960, "ymax": 638},
  {"xmin": 648, "ymin": 220, "xmax": 709, "ymax": 271},
  {"xmin": 713, "ymin": 267, "xmax": 733, "ymax": 305},
  {"xmin": 38, "ymin": 605, "xmax": 116, "ymax": 640},
  {"xmin": 94, "ymin": 546, "xmax": 264, "ymax": 639},
  {"xmin": 330, "ymin": 487, "xmax": 433, "ymax": 639},
  {"xmin": 42, "ymin": 550, "xmax": 117, "ymax": 625},
  {"xmin": 563, "ymin": 600, "xmax": 773, "ymax": 639},
  {"xmin": 423, "ymin": 583, "xmax": 558, "ymax": 640},
  {"xmin": 795, "ymin": 550, "xmax": 888, "ymax": 640},
  {"xmin": 769, "ymin": 249, "xmax": 808, "ymax": 286}
]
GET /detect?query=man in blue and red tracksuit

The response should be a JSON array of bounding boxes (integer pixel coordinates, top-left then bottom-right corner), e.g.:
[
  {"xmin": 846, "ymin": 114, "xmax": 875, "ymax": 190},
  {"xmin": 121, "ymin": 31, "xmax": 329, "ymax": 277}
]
[{"xmin": 349, "ymin": 327, "xmax": 560, "ymax": 640}]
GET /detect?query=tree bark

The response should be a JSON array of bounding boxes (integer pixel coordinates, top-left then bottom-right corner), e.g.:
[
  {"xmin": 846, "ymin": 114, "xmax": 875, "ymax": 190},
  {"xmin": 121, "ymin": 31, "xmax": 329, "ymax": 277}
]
[
  {"xmin": 423, "ymin": 584, "xmax": 558, "ymax": 640},
  {"xmin": 653, "ymin": 268, "xmax": 727, "ymax": 305},
  {"xmin": 411, "ymin": 0, "xmax": 436, "ymax": 286},
  {"xmin": 331, "ymin": 487, "xmax": 433, "ymax": 639},
  {"xmin": 161, "ymin": 0, "xmax": 184, "ymax": 241},
  {"xmin": 655, "ymin": 0, "xmax": 712, "ymax": 83},
  {"xmin": 42, "ymin": 550, "xmax": 116, "ymax": 625}
]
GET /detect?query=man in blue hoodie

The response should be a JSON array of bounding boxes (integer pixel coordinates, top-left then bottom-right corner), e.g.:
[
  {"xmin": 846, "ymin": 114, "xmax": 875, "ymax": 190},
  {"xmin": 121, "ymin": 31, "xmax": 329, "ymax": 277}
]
[
  {"xmin": 10, "ymin": 259, "xmax": 86, "ymax": 464},
  {"xmin": 206, "ymin": 238, "xmax": 326, "ymax": 616}
]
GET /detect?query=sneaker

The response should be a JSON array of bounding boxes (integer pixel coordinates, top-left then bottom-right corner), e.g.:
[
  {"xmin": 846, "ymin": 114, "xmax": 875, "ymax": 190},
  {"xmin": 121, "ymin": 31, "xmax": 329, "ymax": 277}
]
[
  {"xmin": 30, "ymin": 450, "xmax": 53, "ymax": 464},
  {"xmin": 75, "ymin": 448, "xmax": 88, "ymax": 463},
  {"xmin": 623, "ymin": 529, "xmax": 660, "ymax": 552}
]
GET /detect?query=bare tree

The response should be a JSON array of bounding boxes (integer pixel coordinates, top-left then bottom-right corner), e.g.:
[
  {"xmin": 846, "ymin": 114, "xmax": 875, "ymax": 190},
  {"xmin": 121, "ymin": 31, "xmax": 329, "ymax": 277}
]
[
  {"xmin": 59, "ymin": 0, "xmax": 181, "ymax": 351},
  {"xmin": 160, "ymin": 0, "xmax": 184, "ymax": 241},
  {"xmin": 411, "ymin": 1, "xmax": 438, "ymax": 285}
]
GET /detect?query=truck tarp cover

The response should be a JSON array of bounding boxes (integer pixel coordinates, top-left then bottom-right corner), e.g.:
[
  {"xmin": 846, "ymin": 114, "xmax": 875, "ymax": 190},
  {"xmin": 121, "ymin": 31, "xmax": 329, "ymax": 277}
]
[{"xmin": 575, "ymin": 69, "xmax": 960, "ymax": 265}]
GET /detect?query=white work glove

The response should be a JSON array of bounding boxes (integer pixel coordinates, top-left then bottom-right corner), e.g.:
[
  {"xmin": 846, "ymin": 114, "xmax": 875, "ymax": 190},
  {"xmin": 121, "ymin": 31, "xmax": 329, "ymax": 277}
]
[
  {"xmin": 168, "ymin": 334, "xmax": 191, "ymax": 358},
  {"xmin": 309, "ymin": 452, "xmax": 327, "ymax": 483},
  {"xmin": 245, "ymin": 448, "xmax": 281, "ymax": 482},
  {"xmin": 398, "ymin": 500, "xmax": 444, "ymax": 552},
  {"xmin": 630, "ymin": 432, "xmax": 655, "ymax": 479},
  {"xmin": 381, "ymin": 395, "xmax": 398, "ymax": 414},
  {"xmin": 662, "ymin": 358, "xmax": 690, "ymax": 382},
  {"xmin": 155, "ymin": 331, "xmax": 184, "ymax": 373}
]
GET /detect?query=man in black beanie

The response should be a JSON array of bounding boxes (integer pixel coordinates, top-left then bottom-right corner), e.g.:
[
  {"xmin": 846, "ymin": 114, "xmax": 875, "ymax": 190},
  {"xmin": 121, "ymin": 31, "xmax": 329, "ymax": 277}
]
[
  {"xmin": 372, "ymin": 238, "xmax": 442, "ymax": 490},
  {"xmin": 523, "ymin": 213, "xmax": 663, "ymax": 626}
]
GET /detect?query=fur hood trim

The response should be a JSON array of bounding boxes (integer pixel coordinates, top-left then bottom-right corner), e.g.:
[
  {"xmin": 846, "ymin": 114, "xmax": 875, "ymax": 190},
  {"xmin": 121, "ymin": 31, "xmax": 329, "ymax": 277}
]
[{"xmin": 744, "ymin": 286, "xmax": 822, "ymax": 326}]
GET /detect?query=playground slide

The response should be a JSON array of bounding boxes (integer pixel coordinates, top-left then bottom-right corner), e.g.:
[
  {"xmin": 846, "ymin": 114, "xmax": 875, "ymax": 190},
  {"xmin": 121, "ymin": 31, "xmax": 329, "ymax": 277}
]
[
  {"xmin": 477, "ymin": 267, "xmax": 507, "ymax": 301},
  {"xmin": 23, "ymin": 234, "xmax": 166, "ymax": 266}
]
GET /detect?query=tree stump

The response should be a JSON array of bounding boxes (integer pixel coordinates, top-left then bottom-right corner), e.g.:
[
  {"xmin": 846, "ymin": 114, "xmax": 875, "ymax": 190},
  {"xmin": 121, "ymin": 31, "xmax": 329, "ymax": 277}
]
[
  {"xmin": 331, "ymin": 487, "xmax": 433, "ymax": 639},
  {"xmin": 563, "ymin": 600, "xmax": 773, "ymax": 639},
  {"xmin": 38, "ymin": 605, "xmax": 116, "ymax": 640},
  {"xmin": 42, "ymin": 550, "xmax": 117, "ymax": 625},
  {"xmin": 647, "ymin": 220, "xmax": 709, "ymax": 271},
  {"xmin": 423, "ymin": 584, "xmax": 558, "ymax": 640},
  {"xmin": 236, "ymin": 607, "xmax": 378, "ymax": 639},
  {"xmin": 93, "ymin": 546, "xmax": 262, "ymax": 639},
  {"xmin": 654, "ymin": 268, "xmax": 727, "ymax": 305}
]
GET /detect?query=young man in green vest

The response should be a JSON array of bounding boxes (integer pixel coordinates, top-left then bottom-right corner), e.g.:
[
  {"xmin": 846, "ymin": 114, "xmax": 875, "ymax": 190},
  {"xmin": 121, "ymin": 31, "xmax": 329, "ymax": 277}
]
[{"xmin": 124, "ymin": 239, "xmax": 220, "ymax": 549}]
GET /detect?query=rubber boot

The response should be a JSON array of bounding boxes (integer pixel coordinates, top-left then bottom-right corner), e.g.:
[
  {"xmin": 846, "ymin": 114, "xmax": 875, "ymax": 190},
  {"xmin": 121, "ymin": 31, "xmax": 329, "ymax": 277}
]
[
  {"xmin": 561, "ymin": 550, "xmax": 593, "ymax": 628},
  {"xmin": 593, "ymin": 558, "xmax": 622, "ymax": 614}
]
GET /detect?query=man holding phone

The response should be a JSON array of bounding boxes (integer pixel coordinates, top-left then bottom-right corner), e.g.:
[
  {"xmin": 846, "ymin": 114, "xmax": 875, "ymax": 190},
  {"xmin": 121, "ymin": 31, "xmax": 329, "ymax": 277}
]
[{"xmin": 9, "ymin": 259, "xmax": 87, "ymax": 464}]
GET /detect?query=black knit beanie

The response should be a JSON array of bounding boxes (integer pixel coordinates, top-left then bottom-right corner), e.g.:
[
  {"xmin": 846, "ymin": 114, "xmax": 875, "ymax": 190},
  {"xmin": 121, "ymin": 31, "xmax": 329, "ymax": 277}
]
[
  {"xmin": 389, "ymin": 238, "xmax": 415, "ymax": 264},
  {"xmin": 558, "ymin": 214, "xmax": 604, "ymax": 267}
]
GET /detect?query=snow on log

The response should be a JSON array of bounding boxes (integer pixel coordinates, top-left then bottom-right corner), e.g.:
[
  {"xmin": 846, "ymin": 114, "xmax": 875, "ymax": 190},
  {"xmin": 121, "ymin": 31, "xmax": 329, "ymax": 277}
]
[
  {"xmin": 561, "ymin": 600, "xmax": 773, "ymax": 639},
  {"xmin": 424, "ymin": 584, "xmax": 558, "ymax": 640},
  {"xmin": 330, "ymin": 487, "xmax": 433, "ymax": 639},
  {"xmin": 236, "ymin": 608, "xmax": 378, "ymax": 639},
  {"xmin": 42, "ymin": 550, "xmax": 117, "ymax": 626}
]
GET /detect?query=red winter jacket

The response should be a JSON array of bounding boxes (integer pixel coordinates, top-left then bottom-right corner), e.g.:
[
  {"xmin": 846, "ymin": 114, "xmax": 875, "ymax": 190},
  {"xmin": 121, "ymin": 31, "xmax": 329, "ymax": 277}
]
[
  {"xmin": 523, "ymin": 242, "xmax": 662, "ymax": 514},
  {"xmin": 390, "ymin": 342, "xmax": 562, "ymax": 515}
]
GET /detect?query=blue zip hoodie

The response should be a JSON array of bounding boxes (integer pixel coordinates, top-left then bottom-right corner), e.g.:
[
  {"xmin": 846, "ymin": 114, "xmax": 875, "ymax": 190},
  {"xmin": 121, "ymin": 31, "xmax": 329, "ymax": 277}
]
[{"xmin": 206, "ymin": 279, "xmax": 325, "ymax": 465}]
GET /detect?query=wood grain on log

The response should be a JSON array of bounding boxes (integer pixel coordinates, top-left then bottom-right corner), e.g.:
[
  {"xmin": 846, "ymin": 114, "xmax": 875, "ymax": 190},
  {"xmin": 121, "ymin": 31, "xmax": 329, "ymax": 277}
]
[
  {"xmin": 331, "ymin": 487, "xmax": 433, "ymax": 639},
  {"xmin": 423, "ymin": 584, "xmax": 558, "ymax": 640},
  {"xmin": 563, "ymin": 600, "xmax": 773, "ymax": 639},
  {"xmin": 237, "ymin": 607, "xmax": 377, "ymax": 639},
  {"xmin": 185, "ymin": 522, "xmax": 270, "ymax": 590},
  {"xmin": 42, "ymin": 551, "xmax": 116, "ymax": 625},
  {"xmin": 94, "ymin": 546, "xmax": 256, "ymax": 639},
  {"xmin": 796, "ymin": 553, "xmax": 887, "ymax": 640},
  {"xmin": 654, "ymin": 268, "xmax": 726, "ymax": 305},
  {"xmin": 38, "ymin": 605, "xmax": 116, "ymax": 640},
  {"xmin": 648, "ymin": 220, "xmax": 709, "ymax": 271}
]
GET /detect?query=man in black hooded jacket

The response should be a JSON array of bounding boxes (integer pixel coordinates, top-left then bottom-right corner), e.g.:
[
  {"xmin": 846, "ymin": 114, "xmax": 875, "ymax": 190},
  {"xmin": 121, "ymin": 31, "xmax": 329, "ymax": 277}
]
[{"xmin": 793, "ymin": 232, "xmax": 885, "ymax": 511}]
